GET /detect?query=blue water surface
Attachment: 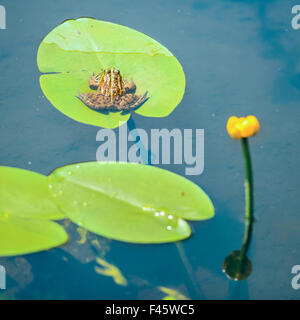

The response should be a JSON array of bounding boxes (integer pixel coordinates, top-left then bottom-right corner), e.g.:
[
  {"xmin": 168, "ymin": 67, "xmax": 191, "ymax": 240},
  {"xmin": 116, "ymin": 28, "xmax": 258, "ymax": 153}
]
[{"xmin": 0, "ymin": 0, "xmax": 299, "ymax": 300}]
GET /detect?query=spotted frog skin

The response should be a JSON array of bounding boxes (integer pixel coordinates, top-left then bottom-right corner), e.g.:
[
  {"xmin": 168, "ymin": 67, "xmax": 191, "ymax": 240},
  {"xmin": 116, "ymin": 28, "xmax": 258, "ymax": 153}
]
[{"xmin": 77, "ymin": 68, "xmax": 148, "ymax": 111}]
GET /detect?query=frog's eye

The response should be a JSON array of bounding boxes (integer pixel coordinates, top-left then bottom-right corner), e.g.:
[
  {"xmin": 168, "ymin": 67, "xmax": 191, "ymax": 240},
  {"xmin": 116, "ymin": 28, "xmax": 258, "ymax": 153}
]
[
  {"xmin": 113, "ymin": 69, "xmax": 119, "ymax": 74},
  {"xmin": 105, "ymin": 69, "xmax": 111, "ymax": 73}
]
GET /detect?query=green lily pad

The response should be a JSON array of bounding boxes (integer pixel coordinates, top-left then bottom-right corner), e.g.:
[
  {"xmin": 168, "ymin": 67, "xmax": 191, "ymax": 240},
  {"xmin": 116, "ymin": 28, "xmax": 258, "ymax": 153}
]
[
  {"xmin": 37, "ymin": 18, "xmax": 185, "ymax": 128},
  {"xmin": 48, "ymin": 162, "xmax": 214, "ymax": 244},
  {"xmin": 0, "ymin": 212, "xmax": 68, "ymax": 257},
  {"xmin": 0, "ymin": 166, "xmax": 65, "ymax": 220}
]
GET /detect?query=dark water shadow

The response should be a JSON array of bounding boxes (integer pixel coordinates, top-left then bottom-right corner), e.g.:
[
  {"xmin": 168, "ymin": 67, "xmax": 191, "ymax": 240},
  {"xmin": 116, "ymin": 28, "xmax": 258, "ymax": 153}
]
[{"xmin": 127, "ymin": 115, "xmax": 154, "ymax": 165}]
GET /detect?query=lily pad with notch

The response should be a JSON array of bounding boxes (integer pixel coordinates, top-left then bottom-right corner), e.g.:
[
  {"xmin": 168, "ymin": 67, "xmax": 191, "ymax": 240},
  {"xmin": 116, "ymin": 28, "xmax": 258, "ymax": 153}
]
[
  {"xmin": 37, "ymin": 18, "xmax": 185, "ymax": 128},
  {"xmin": 48, "ymin": 162, "xmax": 214, "ymax": 244}
]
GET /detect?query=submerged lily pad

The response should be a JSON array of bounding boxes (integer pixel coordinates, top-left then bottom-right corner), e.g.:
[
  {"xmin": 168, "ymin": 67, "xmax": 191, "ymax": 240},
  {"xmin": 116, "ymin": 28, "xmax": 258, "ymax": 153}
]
[
  {"xmin": 0, "ymin": 212, "xmax": 68, "ymax": 257},
  {"xmin": 159, "ymin": 286, "xmax": 189, "ymax": 300},
  {"xmin": 0, "ymin": 166, "xmax": 65, "ymax": 220},
  {"xmin": 48, "ymin": 162, "xmax": 214, "ymax": 244},
  {"xmin": 37, "ymin": 18, "xmax": 185, "ymax": 128},
  {"xmin": 94, "ymin": 257, "xmax": 128, "ymax": 286}
]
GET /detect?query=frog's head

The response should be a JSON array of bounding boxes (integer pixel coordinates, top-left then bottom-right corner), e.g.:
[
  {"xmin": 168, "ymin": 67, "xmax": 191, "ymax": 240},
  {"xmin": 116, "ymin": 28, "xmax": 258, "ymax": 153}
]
[
  {"xmin": 112, "ymin": 68, "xmax": 120, "ymax": 75},
  {"xmin": 108, "ymin": 68, "xmax": 122, "ymax": 87},
  {"xmin": 102, "ymin": 68, "xmax": 120, "ymax": 76},
  {"xmin": 102, "ymin": 68, "xmax": 111, "ymax": 77}
]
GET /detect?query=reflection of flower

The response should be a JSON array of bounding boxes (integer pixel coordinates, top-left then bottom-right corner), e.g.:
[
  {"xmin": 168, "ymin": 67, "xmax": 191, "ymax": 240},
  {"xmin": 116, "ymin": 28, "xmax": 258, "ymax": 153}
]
[{"xmin": 226, "ymin": 116, "xmax": 260, "ymax": 139}]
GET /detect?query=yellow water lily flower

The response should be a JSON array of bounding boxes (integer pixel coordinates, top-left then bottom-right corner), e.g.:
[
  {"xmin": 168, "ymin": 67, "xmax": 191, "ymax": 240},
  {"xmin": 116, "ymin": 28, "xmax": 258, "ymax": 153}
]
[{"xmin": 226, "ymin": 115, "xmax": 260, "ymax": 139}]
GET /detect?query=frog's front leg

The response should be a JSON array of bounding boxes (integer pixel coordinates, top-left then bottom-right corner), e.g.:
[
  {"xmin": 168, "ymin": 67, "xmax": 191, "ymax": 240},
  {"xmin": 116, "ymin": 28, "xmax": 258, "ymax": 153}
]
[
  {"xmin": 89, "ymin": 72, "xmax": 101, "ymax": 90},
  {"xmin": 123, "ymin": 78, "xmax": 136, "ymax": 93}
]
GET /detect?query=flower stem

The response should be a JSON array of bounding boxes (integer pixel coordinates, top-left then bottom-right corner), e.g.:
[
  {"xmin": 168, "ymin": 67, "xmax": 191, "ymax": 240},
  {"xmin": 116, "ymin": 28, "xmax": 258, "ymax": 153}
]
[{"xmin": 239, "ymin": 138, "xmax": 254, "ymax": 269}]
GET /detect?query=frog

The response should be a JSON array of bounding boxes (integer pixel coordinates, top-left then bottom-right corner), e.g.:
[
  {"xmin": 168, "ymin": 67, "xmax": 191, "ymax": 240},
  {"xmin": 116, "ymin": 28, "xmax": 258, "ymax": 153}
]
[{"xmin": 76, "ymin": 68, "xmax": 148, "ymax": 112}]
